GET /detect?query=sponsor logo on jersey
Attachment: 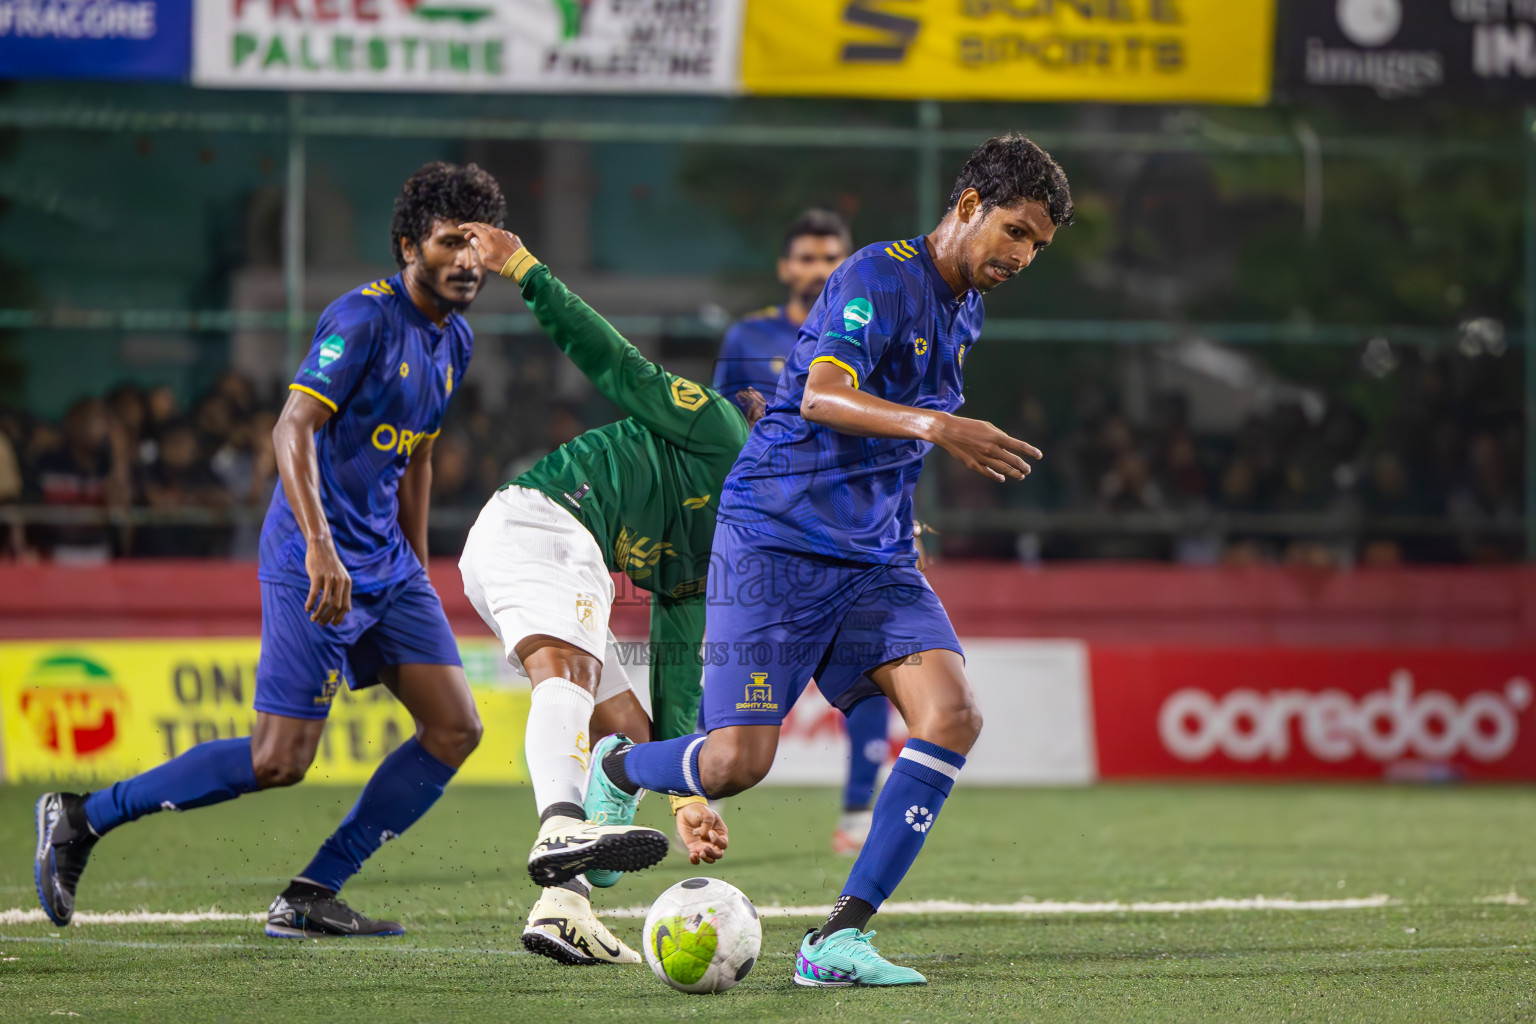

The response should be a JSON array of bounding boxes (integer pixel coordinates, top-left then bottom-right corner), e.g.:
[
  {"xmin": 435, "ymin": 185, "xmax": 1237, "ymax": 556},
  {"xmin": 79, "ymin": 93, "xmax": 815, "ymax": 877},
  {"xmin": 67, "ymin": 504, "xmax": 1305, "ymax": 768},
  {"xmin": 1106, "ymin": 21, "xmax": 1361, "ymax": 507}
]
[
  {"xmin": 400, "ymin": 362, "xmax": 410, "ymax": 378},
  {"xmin": 371, "ymin": 423, "xmax": 433, "ymax": 457},
  {"xmin": 842, "ymin": 297, "xmax": 873, "ymax": 332},
  {"xmin": 914, "ymin": 337, "xmax": 928, "ymax": 356},
  {"xmin": 576, "ymin": 594, "xmax": 596, "ymax": 631},
  {"xmin": 318, "ymin": 334, "xmax": 345, "ymax": 368},
  {"xmin": 736, "ymin": 673, "xmax": 779, "ymax": 712},
  {"xmin": 681, "ymin": 494, "xmax": 711, "ymax": 510}
]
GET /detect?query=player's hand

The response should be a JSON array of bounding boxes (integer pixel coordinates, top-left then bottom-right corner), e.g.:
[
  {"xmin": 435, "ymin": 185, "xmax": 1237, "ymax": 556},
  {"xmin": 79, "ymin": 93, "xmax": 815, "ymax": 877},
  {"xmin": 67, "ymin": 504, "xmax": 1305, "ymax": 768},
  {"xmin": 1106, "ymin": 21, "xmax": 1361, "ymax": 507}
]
[
  {"xmin": 675, "ymin": 802, "xmax": 729, "ymax": 865},
  {"xmin": 459, "ymin": 222, "xmax": 524, "ymax": 274},
  {"xmin": 931, "ymin": 412, "xmax": 1041, "ymax": 483},
  {"xmin": 304, "ymin": 538, "xmax": 353, "ymax": 626}
]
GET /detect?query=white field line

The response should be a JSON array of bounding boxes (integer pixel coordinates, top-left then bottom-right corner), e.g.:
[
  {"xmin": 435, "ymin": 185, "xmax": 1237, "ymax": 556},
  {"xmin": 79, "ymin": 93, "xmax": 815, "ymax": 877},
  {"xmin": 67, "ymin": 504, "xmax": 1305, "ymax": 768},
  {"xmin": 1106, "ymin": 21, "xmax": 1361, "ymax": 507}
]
[
  {"xmin": 599, "ymin": 894, "xmax": 1397, "ymax": 919},
  {"xmin": 0, "ymin": 909, "xmax": 260, "ymax": 926},
  {"xmin": 0, "ymin": 894, "xmax": 1399, "ymax": 929}
]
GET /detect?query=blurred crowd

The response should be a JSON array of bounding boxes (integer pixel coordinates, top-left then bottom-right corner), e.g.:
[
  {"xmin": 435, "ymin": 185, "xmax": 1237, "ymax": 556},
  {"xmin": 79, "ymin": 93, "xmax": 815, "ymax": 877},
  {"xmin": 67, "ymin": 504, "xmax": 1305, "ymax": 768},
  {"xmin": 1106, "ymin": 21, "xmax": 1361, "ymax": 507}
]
[
  {"xmin": 0, "ymin": 351, "xmax": 1525, "ymax": 565},
  {"xmin": 940, "ymin": 357, "xmax": 1526, "ymax": 566}
]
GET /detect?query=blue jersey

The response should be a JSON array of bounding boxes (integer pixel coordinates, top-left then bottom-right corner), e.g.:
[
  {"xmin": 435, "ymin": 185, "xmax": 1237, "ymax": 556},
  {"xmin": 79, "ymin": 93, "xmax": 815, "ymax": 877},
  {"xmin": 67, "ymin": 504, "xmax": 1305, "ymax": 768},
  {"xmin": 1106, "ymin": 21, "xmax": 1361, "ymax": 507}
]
[
  {"xmin": 259, "ymin": 275, "xmax": 473, "ymax": 593},
  {"xmin": 711, "ymin": 305, "xmax": 797, "ymax": 406},
  {"xmin": 717, "ymin": 237, "xmax": 983, "ymax": 564}
]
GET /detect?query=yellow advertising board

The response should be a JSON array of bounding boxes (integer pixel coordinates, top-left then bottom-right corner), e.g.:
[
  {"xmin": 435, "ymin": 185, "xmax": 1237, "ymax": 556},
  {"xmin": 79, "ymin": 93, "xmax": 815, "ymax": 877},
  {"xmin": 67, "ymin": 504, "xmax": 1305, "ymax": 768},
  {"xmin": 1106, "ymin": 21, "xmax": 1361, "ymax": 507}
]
[
  {"xmin": 742, "ymin": 0, "xmax": 1275, "ymax": 104},
  {"xmin": 0, "ymin": 639, "xmax": 530, "ymax": 786}
]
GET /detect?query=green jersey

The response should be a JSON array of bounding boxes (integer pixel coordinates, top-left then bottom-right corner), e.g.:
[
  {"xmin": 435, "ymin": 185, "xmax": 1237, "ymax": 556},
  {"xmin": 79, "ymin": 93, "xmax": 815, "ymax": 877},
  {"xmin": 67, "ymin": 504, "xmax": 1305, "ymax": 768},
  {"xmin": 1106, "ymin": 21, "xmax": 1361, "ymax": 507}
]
[{"xmin": 507, "ymin": 258, "xmax": 751, "ymax": 740}]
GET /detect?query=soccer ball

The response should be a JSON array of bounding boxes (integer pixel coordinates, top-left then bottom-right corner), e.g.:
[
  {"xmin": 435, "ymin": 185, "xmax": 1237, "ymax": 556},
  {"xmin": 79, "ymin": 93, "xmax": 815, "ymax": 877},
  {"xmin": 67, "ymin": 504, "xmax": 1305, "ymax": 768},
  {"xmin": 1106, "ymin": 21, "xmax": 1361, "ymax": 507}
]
[{"xmin": 642, "ymin": 877, "xmax": 762, "ymax": 994}]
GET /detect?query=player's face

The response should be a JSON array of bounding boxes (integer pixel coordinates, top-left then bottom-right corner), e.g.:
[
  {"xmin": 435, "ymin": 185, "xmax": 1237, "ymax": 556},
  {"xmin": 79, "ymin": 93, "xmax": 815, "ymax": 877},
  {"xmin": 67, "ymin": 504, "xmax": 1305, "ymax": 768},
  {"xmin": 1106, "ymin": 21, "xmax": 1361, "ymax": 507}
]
[
  {"xmin": 402, "ymin": 218, "xmax": 485, "ymax": 311},
  {"xmin": 956, "ymin": 194, "xmax": 1057, "ymax": 294},
  {"xmin": 778, "ymin": 234, "xmax": 849, "ymax": 307}
]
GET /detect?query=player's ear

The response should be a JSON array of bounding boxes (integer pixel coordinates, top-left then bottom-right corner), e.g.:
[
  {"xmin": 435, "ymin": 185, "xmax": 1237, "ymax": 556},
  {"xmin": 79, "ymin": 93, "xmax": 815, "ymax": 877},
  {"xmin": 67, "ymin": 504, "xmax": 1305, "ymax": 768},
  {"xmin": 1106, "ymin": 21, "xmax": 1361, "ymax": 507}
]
[
  {"xmin": 399, "ymin": 235, "xmax": 418, "ymax": 266},
  {"xmin": 776, "ymin": 256, "xmax": 793, "ymax": 285},
  {"xmin": 958, "ymin": 191, "xmax": 983, "ymax": 225}
]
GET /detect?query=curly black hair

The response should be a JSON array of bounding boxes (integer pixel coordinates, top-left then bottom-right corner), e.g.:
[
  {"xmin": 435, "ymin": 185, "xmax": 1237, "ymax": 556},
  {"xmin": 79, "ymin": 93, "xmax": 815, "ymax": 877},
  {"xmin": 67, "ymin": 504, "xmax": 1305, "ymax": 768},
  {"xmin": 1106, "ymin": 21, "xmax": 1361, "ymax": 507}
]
[
  {"xmin": 946, "ymin": 134, "xmax": 1074, "ymax": 227},
  {"xmin": 390, "ymin": 161, "xmax": 506, "ymax": 269}
]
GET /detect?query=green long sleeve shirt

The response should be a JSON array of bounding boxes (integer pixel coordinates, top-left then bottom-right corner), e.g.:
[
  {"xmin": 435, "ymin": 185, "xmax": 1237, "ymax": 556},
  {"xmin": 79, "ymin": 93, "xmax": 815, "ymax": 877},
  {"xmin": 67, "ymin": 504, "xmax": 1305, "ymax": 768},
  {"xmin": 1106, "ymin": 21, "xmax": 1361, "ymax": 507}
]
[{"xmin": 505, "ymin": 259, "xmax": 751, "ymax": 740}]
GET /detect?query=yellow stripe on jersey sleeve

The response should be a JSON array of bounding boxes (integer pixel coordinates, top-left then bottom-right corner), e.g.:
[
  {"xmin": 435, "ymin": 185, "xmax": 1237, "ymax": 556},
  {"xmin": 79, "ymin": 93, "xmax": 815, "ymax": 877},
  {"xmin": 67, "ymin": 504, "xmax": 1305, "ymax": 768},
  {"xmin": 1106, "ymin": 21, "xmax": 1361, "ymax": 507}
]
[
  {"xmin": 288, "ymin": 383, "xmax": 339, "ymax": 413},
  {"xmin": 810, "ymin": 354, "xmax": 860, "ymax": 389}
]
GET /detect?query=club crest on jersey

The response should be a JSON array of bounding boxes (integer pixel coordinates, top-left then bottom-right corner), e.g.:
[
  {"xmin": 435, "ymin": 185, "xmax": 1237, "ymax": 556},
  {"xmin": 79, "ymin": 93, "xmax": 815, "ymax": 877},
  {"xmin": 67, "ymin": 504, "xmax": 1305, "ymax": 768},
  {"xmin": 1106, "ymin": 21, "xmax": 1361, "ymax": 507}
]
[
  {"xmin": 314, "ymin": 669, "xmax": 341, "ymax": 706},
  {"xmin": 670, "ymin": 378, "xmax": 708, "ymax": 410},
  {"xmin": 318, "ymin": 334, "xmax": 345, "ymax": 368},
  {"xmin": 736, "ymin": 673, "xmax": 778, "ymax": 712},
  {"xmin": 914, "ymin": 337, "xmax": 928, "ymax": 356}
]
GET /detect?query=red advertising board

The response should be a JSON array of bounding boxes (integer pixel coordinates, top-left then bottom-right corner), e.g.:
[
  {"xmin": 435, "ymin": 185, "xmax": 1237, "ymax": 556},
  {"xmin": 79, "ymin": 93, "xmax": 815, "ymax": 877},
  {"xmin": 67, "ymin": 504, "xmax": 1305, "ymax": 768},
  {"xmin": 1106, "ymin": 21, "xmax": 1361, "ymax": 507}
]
[{"xmin": 1092, "ymin": 649, "xmax": 1536, "ymax": 780}]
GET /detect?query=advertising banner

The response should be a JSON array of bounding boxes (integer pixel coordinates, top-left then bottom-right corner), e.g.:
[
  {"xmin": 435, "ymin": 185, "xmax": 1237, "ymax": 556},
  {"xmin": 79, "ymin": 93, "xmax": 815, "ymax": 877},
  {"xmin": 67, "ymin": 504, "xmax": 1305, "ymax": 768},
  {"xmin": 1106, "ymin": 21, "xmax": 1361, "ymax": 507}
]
[
  {"xmin": 1278, "ymin": 0, "xmax": 1536, "ymax": 101},
  {"xmin": 1091, "ymin": 648, "xmax": 1536, "ymax": 781},
  {"xmin": 0, "ymin": 638, "xmax": 530, "ymax": 785},
  {"xmin": 0, "ymin": 0, "xmax": 190, "ymax": 79},
  {"xmin": 192, "ymin": 0, "xmax": 741, "ymax": 92},
  {"xmin": 740, "ymin": 0, "xmax": 1275, "ymax": 104},
  {"xmin": 766, "ymin": 639, "xmax": 1097, "ymax": 786}
]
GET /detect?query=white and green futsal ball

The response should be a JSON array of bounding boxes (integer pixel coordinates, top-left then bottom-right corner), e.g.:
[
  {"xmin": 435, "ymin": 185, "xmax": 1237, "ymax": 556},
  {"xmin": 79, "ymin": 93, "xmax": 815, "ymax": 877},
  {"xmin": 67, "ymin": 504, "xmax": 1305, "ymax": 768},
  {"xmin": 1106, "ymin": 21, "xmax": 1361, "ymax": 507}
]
[{"xmin": 643, "ymin": 877, "xmax": 762, "ymax": 994}]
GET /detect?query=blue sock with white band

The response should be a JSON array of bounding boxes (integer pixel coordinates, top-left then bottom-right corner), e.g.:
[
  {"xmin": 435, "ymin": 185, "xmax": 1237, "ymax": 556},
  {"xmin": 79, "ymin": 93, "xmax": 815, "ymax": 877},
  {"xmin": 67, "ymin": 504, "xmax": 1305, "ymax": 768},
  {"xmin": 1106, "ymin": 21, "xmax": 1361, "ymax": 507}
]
[
  {"xmin": 840, "ymin": 738, "xmax": 966, "ymax": 910},
  {"xmin": 614, "ymin": 733, "xmax": 708, "ymax": 798}
]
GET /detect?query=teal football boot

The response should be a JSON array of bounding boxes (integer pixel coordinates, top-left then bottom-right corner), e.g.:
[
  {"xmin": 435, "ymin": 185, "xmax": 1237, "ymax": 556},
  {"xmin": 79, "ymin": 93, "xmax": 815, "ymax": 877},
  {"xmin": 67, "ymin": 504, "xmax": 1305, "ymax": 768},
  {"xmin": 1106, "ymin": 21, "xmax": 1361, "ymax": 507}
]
[
  {"xmin": 793, "ymin": 927, "xmax": 927, "ymax": 987},
  {"xmin": 583, "ymin": 733, "xmax": 644, "ymax": 888}
]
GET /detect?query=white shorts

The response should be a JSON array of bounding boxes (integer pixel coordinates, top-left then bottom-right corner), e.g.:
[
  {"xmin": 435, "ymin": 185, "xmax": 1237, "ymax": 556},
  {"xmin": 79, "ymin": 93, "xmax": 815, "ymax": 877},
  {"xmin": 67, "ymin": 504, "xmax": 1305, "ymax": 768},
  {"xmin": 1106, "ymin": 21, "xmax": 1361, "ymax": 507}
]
[{"xmin": 459, "ymin": 485, "xmax": 635, "ymax": 705}]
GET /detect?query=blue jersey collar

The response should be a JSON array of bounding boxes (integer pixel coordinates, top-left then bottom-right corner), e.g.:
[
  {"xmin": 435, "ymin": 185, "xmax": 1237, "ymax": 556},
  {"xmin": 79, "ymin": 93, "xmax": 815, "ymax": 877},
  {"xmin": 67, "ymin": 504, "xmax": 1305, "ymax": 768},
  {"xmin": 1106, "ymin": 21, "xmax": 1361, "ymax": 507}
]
[
  {"xmin": 390, "ymin": 273, "xmax": 462, "ymax": 336},
  {"xmin": 910, "ymin": 236, "xmax": 972, "ymax": 310}
]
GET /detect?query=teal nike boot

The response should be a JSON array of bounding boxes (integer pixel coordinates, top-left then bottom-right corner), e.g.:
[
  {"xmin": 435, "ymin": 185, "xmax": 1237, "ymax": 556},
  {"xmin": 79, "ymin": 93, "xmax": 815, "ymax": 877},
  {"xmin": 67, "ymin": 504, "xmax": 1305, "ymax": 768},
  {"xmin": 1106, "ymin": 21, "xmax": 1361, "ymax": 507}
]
[
  {"xmin": 583, "ymin": 733, "xmax": 644, "ymax": 888},
  {"xmin": 793, "ymin": 927, "xmax": 927, "ymax": 987}
]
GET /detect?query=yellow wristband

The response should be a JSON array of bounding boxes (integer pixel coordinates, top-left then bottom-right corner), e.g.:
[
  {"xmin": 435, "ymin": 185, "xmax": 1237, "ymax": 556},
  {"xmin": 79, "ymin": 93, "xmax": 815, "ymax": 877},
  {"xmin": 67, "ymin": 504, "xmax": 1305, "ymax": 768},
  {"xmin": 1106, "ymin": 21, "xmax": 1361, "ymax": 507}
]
[
  {"xmin": 669, "ymin": 794, "xmax": 708, "ymax": 815},
  {"xmin": 498, "ymin": 247, "xmax": 540, "ymax": 283}
]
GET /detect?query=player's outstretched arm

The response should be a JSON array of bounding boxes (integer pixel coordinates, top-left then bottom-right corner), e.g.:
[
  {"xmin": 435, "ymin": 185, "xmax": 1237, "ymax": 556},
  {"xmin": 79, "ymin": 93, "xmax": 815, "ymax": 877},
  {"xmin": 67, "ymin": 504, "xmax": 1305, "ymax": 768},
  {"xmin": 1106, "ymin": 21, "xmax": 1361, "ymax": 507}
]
[
  {"xmin": 273, "ymin": 390, "xmax": 352, "ymax": 625},
  {"xmin": 460, "ymin": 221, "xmax": 741, "ymax": 453},
  {"xmin": 801, "ymin": 361, "xmax": 1042, "ymax": 483}
]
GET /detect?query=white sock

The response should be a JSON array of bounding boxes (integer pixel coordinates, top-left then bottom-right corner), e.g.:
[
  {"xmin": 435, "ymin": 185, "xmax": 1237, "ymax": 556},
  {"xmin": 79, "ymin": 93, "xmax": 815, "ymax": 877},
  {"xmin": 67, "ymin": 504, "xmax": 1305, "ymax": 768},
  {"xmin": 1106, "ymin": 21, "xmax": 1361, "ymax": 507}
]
[{"xmin": 525, "ymin": 677, "xmax": 596, "ymax": 818}]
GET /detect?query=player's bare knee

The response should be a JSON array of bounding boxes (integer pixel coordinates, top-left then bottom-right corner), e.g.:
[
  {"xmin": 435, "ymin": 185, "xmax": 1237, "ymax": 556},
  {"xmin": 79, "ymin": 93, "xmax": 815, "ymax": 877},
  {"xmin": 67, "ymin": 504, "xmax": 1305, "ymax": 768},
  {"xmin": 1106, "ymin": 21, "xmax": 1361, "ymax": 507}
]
[
  {"xmin": 431, "ymin": 713, "xmax": 483, "ymax": 761},
  {"xmin": 909, "ymin": 701, "xmax": 983, "ymax": 755},
  {"xmin": 252, "ymin": 753, "xmax": 309, "ymax": 789}
]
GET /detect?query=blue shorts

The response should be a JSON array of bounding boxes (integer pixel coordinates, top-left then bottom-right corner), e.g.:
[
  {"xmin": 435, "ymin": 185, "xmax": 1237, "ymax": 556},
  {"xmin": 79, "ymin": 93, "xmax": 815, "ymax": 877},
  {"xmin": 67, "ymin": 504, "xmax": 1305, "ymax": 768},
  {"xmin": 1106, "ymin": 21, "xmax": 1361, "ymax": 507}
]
[
  {"xmin": 700, "ymin": 520, "xmax": 962, "ymax": 730},
  {"xmin": 254, "ymin": 571, "xmax": 462, "ymax": 720}
]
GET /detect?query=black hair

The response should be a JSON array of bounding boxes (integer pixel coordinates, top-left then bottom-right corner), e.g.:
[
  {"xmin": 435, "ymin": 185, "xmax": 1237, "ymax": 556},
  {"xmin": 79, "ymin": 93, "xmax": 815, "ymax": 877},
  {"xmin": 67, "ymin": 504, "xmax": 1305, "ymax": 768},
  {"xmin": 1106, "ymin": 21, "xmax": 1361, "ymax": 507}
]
[
  {"xmin": 946, "ymin": 134, "xmax": 1074, "ymax": 227},
  {"xmin": 782, "ymin": 208, "xmax": 852, "ymax": 258},
  {"xmin": 391, "ymin": 161, "xmax": 506, "ymax": 269}
]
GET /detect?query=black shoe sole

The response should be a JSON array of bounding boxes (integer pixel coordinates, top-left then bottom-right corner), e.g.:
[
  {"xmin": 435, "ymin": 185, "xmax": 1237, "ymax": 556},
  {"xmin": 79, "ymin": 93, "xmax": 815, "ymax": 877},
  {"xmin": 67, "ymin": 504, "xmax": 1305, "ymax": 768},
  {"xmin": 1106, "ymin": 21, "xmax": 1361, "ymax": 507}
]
[
  {"xmin": 522, "ymin": 929, "xmax": 607, "ymax": 966},
  {"xmin": 527, "ymin": 830, "xmax": 669, "ymax": 888}
]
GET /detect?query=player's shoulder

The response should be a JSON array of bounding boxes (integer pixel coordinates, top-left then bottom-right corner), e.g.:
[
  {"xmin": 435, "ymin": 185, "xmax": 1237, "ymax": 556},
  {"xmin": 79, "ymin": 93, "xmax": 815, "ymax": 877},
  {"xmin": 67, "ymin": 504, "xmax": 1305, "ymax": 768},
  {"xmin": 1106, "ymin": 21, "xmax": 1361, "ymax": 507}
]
[
  {"xmin": 839, "ymin": 239, "xmax": 928, "ymax": 294},
  {"xmin": 322, "ymin": 278, "xmax": 398, "ymax": 332}
]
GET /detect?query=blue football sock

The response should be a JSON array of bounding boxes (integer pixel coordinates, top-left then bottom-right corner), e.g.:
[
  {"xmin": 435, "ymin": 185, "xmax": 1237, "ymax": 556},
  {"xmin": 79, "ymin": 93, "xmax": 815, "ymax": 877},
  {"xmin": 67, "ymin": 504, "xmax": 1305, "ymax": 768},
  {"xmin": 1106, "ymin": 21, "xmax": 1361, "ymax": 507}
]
[
  {"xmin": 83, "ymin": 737, "xmax": 259, "ymax": 836},
  {"xmin": 299, "ymin": 737, "xmax": 456, "ymax": 893},
  {"xmin": 840, "ymin": 738, "xmax": 965, "ymax": 910},
  {"xmin": 615, "ymin": 734, "xmax": 707, "ymax": 798},
  {"xmin": 843, "ymin": 697, "xmax": 890, "ymax": 811}
]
